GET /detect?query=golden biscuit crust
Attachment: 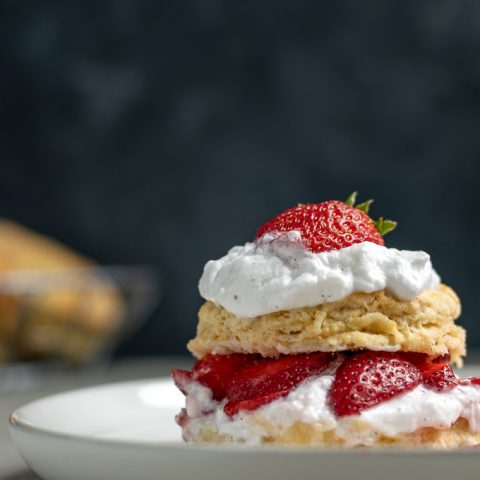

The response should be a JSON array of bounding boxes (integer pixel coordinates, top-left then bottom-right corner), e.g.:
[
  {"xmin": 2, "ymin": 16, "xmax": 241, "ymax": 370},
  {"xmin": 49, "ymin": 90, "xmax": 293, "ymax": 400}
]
[
  {"xmin": 183, "ymin": 417, "xmax": 479, "ymax": 449},
  {"xmin": 188, "ymin": 285, "xmax": 465, "ymax": 364}
]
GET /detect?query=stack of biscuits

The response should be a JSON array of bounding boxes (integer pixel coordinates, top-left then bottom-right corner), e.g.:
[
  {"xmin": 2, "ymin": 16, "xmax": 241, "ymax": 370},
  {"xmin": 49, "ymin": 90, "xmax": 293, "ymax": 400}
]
[{"xmin": 186, "ymin": 286, "xmax": 474, "ymax": 447}]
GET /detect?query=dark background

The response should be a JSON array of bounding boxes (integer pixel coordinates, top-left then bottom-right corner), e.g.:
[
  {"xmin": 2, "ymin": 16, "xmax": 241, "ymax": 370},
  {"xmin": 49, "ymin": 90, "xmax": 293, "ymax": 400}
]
[{"xmin": 1, "ymin": 1, "xmax": 480, "ymax": 356}]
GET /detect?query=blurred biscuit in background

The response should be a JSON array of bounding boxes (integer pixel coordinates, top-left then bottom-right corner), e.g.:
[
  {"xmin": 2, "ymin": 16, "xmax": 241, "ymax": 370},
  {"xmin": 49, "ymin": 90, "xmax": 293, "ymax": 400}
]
[{"xmin": 0, "ymin": 219, "xmax": 124, "ymax": 364}]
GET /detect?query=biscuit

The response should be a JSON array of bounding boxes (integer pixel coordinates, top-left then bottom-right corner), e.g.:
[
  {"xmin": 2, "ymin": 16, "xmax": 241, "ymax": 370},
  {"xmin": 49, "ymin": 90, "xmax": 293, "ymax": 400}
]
[
  {"xmin": 0, "ymin": 219, "xmax": 124, "ymax": 363},
  {"xmin": 183, "ymin": 416, "xmax": 480, "ymax": 449},
  {"xmin": 188, "ymin": 285, "xmax": 465, "ymax": 364}
]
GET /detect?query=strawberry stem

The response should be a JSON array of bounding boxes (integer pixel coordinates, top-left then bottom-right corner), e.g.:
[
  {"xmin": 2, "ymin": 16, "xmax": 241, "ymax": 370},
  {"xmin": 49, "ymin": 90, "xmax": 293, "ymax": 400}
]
[
  {"xmin": 345, "ymin": 192, "xmax": 397, "ymax": 237},
  {"xmin": 373, "ymin": 217, "xmax": 397, "ymax": 237},
  {"xmin": 355, "ymin": 199, "xmax": 373, "ymax": 214},
  {"xmin": 344, "ymin": 191, "xmax": 357, "ymax": 207}
]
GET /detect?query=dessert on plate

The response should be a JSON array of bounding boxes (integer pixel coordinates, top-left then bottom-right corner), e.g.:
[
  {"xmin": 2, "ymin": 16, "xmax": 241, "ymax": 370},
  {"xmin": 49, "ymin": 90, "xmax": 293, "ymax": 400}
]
[{"xmin": 172, "ymin": 193, "xmax": 480, "ymax": 448}]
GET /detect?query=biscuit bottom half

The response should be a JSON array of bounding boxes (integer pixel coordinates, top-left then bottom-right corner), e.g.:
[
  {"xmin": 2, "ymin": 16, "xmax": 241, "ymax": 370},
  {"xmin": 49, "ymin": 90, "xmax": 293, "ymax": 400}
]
[
  {"xmin": 182, "ymin": 417, "xmax": 480, "ymax": 449},
  {"xmin": 188, "ymin": 285, "xmax": 465, "ymax": 364}
]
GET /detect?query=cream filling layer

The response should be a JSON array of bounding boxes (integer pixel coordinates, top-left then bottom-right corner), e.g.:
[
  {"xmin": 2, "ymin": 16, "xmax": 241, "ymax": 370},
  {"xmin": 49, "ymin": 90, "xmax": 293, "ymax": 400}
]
[{"xmin": 199, "ymin": 233, "xmax": 440, "ymax": 318}]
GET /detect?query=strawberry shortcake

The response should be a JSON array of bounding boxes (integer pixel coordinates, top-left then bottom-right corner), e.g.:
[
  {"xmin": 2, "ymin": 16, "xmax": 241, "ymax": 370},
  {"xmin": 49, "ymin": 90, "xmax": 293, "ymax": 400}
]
[{"xmin": 172, "ymin": 193, "xmax": 480, "ymax": 448}]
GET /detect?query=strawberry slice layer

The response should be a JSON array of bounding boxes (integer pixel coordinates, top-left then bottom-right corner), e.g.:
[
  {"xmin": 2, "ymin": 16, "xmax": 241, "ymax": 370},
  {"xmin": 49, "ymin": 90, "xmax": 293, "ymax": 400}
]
[
  {"xmin": 422, "ymin": 364, "xmax": 458, "ymax": 391},
  {"xmin": 171, "ymin": 353, "xmax": 260, "ymax": 400},
  {"xmin": 175, "ymin": 408, "xmax": 189, "ymax": 428},
  {"xmin": 461, "ymin": 377, "xmax": 480, "ymax": 386},
  {"xmin": 330, "ymin": 352, "xmax": 422, "ymax": 417},
  {"xmin": 224, "ymin": 353, "xmax": 335, "ymax": 416},
  {"xmin": 173, "ymin": 351, "xmax": 468, "ymax": 421},
  {"xmin": 401, "ymin": 353, "xmax": 457, "ymax": 392},
  {"xmin": 192, "ymin": 353, "xmax": 260, "ymax": 400},
  {"xmin": 172, "ymin": 352, "xmax": 336, "ymax": 417},
  {"xmin": 171, "ymin": 369, "xmax": 193, "ymax": 395}
]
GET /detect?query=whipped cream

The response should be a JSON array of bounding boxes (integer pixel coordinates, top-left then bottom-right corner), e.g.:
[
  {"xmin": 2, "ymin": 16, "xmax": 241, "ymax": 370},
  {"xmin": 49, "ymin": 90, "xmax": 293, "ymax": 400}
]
[
  {"xmin": 199, "ymin": 232, "xmax": 440, "ymax": 317},
  {"xmin": 183, "ymin": 377, "xmax": 480, "ymax": 446}
]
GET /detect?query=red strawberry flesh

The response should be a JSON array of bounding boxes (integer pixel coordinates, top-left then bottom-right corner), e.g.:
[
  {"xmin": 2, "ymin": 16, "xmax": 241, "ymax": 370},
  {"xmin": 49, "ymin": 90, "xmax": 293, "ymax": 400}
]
[
  {"xmin": 171, "ymin": 369, "xmax": 193, "ymax": 395},
  {"xmin": 173, "ymin": 351, "xmax": 468, "ymax": 421},
  {"xmin": 192, "ymin": 353, "xmax": 260, "ymax": 400},
  {"xmin": 401, "ymin": 353, "xmax": 457, "ymax": 392},
  {"xmin": 224, "ymin": 353, "xmax": 335, "ymax": 416},
  {"xmin": 330, "ymin": 352, "xmax": 422, "ymax": 416},
  {"xmin": 175, "ymin": 408, "xmax": 189, "ymax": 428},
  {"xmin": 422, "ymin": 364, "xmax": 458, "ymax": 392},
  {"xmin": 401, "ymin": 352, "xmax": 451, "ymax": 371}
]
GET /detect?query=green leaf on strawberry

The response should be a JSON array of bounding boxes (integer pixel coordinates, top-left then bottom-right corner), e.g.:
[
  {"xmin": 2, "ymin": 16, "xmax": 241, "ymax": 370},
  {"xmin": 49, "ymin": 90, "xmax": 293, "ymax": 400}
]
[
  {"xmin": 344, "ymin": 191, "xmax": 358, "ymax": 207},
  {"xmin": 373, "ymin": 217, "xmax": 397, "ymax": 237},
  {"xmin": 344, "ymin": 192, "xmax": 397, "ymax": 238},
  {"xmin": 355, "ymin": 199, "xmax": 374, "ymax": 214}
]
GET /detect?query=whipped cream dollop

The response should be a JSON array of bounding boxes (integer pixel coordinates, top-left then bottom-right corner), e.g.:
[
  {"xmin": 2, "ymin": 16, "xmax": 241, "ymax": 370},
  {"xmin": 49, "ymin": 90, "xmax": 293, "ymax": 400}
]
[
  {"xmin": 199, "ymin": 232, "xmax": 440, "ymax": 317},
  {"xmin": 183, "ymin": 377, "xmax": 480, "ymax": 446}
]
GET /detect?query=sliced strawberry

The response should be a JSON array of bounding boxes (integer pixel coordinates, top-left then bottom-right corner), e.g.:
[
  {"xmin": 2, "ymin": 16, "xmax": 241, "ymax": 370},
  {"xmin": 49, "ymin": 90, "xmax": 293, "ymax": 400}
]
[
  {"xmin": 192, "ymin": 353, "xmax": 261, "ymax": 400},
  {"xmin": 171, "ymin": 369, "xmax": 193, "ymax": 395},
  {"xmin": 401, "ymin": 353, "xmax": 457, "ymax": 392},
  {"xmin": 401, "ymin": 352, "xmax": 450, "ymax": 371},
  {"xmin": 458, "ymin": 377, "xmax": 480, "ymax": 386},
  {"xmin": 175, "ymin": 408, "xmax": 189, "ymax": 428},
  {"xmin": 422, "ymin": 364, "xmax": 458, "ymax": 391},
  {"xmin": 224, "ymin": 353, "xmax": 335, "ymax": 416},
  {"xmin": 400, "ymin": 352, "xmax": 430, "ymax": 366},
  {"xmin": 431, "ymin": 354, "xmax": 452, "ymax": 364},
  {"xmin": 224, "ymin": 392, "xmax": 282, "ymax": 417},
  {"xmin": 330, "ymin": 352, "xmax": 421, "ymax": 417}
]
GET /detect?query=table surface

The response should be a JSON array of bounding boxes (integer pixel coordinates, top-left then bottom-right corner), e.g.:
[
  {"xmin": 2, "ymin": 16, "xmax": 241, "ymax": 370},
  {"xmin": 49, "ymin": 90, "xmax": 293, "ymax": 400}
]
[
  {"xmin": 0, "ymin": 356, "xmax": 192, "ymax": 480},
  {"xmin": 2, "ymin": 354, "xmax": 480, "ymax": 480}
]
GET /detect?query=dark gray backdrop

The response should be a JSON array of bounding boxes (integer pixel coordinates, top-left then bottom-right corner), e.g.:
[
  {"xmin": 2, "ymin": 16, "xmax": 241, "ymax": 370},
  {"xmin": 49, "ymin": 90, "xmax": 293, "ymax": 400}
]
[{"xmin": 1, "ymin": 1, "xmax": 480, "ymax": 355}]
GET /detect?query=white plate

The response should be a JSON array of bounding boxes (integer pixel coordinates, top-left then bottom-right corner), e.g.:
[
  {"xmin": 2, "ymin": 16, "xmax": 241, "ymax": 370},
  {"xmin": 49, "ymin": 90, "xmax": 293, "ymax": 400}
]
[{"xmin": 9, "ymin": 377, "xmax": 480, "ymax": 480}]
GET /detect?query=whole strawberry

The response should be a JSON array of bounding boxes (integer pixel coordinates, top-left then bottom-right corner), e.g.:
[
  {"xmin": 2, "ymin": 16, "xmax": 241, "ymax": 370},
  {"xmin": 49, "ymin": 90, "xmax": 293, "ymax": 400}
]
[
  {"xmin": 256, "ymin": 192, "xmax": 396, "ymax": 253},
  {"xmin": 330, "ymin": 352, "xmax": 421, "ymax": 416}
]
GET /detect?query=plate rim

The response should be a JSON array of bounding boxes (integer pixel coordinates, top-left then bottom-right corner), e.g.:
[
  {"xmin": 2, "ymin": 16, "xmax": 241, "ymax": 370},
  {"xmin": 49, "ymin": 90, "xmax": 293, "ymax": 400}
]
[{"xmin": 9, "ymin": 377, "xmax": 185, "ymax": 448}]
